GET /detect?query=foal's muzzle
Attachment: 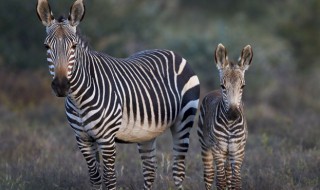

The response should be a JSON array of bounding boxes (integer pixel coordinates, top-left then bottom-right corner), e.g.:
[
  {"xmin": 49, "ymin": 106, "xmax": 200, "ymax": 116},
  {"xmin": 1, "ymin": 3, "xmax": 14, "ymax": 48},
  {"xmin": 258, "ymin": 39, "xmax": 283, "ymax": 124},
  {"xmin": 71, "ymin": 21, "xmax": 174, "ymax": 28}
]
[
  {"xmin": 227, "ymin": 106, "xmax": 241, "ymax": 121},
  {"xmin": 51, "ymin": 77, "xmax": 70, "ymax": 97}
]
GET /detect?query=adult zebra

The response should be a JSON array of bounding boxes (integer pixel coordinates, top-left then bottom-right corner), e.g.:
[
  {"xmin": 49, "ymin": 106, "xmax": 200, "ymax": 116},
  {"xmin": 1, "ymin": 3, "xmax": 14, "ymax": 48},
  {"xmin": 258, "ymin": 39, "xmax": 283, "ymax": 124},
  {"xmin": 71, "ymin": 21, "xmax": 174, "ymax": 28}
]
[
  {"xmin": 198, "ymin": 44, "xmax": 253, "ymax": 189},
  {"xmin": 36, "ymin": 0, "xmax": 200, "ymax": 189}
]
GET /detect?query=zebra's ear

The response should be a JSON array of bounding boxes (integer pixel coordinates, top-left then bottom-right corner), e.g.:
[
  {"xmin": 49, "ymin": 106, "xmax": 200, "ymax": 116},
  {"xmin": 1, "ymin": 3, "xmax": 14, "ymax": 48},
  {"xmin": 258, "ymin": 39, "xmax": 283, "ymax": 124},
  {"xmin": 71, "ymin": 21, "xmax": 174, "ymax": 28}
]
[
  {"xmin": 68, "ymin": 0, "xmax": 85, "ymax": 27},
  {"xmin": 215, "ymin": 43, "xmax": 228, "ymax": 70},
  {"xmin": 36, "ymin": 0, "xmax": 54, "ymax": 27},
  {"xmin": 239, "ymin": 45, "xmax": 253, "ymax": 70}
]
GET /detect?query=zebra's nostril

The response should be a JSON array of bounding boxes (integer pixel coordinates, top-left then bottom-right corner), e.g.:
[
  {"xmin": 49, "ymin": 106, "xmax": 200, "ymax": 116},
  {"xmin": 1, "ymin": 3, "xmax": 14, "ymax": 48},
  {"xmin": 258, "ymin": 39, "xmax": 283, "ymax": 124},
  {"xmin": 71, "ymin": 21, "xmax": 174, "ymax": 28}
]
[{"xmin": 51, "ymin": 77, "xmax": 69, "ymax": 97}]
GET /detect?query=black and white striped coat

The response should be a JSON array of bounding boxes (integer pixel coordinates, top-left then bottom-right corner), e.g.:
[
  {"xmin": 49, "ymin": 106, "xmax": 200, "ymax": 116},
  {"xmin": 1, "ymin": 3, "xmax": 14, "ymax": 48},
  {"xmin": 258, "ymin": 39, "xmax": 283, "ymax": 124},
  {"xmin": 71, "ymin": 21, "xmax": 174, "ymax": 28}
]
[
  {"xmin": 37, "ymin": 0, "xmax": 200, "ymax": 189},
  {"xmin": 198, "ymin": 44, "xmax": 253, "ymax": 190}
]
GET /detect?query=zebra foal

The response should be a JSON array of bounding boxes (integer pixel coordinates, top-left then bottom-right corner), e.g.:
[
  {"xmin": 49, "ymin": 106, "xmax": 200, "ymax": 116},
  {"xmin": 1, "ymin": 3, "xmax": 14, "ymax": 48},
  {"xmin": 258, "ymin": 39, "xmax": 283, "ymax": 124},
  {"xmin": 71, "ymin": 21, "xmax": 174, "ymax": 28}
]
[
  {"xmin": 36, "ymin": 0, "xmax": 200, "ymax": 189},
  {"xmin": 198, "ymin": 44, "xmax": 253, "ymax": 189}
]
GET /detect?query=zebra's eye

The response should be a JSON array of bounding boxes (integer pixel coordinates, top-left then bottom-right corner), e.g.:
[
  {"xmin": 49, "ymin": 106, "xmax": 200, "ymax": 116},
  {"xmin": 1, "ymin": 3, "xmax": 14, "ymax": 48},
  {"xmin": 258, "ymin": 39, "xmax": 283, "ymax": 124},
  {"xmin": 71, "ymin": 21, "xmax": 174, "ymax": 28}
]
[
  {"xmin": 220, "ymin": 84, "xmax": 226, "ymax": 90},
  {"xmin": 44, "ymin": 44, "xmax": 50, "ymax": 50},
  {"xmin": 241, "ymin": 84, "xmax": 245, "ymax": 89}
]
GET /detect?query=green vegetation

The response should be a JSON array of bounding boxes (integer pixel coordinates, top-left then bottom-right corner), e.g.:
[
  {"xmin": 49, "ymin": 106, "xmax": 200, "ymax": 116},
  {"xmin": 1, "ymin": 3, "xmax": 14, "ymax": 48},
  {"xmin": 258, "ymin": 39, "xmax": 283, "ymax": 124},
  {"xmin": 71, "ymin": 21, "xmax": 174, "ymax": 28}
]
[{"xmin": 0, "ymin": 0, "xmax": 319, "ymax": 189}]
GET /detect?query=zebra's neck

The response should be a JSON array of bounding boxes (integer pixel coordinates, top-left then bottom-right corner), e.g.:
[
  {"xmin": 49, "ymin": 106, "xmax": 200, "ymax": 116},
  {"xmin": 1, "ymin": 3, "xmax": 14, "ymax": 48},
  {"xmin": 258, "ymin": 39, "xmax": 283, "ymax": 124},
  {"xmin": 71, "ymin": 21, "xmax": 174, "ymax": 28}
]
[{"xmin": 67, "ymin": 46, "xmax": 110, "ymax": 109}]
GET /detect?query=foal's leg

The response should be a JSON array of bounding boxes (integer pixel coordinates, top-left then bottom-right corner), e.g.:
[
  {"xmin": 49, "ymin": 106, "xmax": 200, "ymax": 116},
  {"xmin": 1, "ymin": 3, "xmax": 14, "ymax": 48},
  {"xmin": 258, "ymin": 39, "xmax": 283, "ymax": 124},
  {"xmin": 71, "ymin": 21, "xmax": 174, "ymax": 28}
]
[
  {"xmin": 214, "ymin": 152, "xmax": 227, "ymax": 190},
  {"xmin": 226, "ymin": 158, "xmax": 232, "ymax": 189},
  {"xmin": 229, "ymin": 152, "xmax": 245, "ymax": 189},
  {"xmin": 201, "ymin": 147, "xmax": 215, "ymax": 190}
]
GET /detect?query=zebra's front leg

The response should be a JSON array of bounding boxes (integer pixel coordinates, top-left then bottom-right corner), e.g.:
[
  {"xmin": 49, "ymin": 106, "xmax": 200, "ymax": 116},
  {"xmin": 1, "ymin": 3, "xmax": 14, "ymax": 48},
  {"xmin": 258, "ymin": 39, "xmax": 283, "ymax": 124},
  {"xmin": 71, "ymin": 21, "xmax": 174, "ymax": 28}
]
[
  {"xmin": 229, "ymin": 140, "xmax": 246, "ymax": 189},
  {"xmin": 138, "ymin": 138, "xmax": 157, "ymax": 190},
  {"xmin": 76, "ymin": 136, "xmax": 102, "ymax": 190},
  {"xmin": 214, "ymin": 154, "xmax": 227, "ymax": 190},
  {"xmin": 226, "ymin": 158, "xmax": 232, "ymax": 189},
  {"xmin": 201, "ymin": 147, "xmax": 214, "ymax": 190},
  {"xmin": 230, "ymin": 155, "xmax": 244, "ymax": 189},
  {"xmin": 98, "ymin": 138, "xmax": 117, "ymax": 190}
]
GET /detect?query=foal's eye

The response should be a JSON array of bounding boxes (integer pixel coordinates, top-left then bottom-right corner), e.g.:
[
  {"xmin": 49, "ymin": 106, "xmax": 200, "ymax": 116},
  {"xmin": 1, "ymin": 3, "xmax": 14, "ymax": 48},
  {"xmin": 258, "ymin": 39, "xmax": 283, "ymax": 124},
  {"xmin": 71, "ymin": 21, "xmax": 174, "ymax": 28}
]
[
  {"xmin": 241, "ymin": 84, "xmax": 246, "ymax": 89},
  {"xmin": 71, "ymin": 43, "xmax": 77, "ymax": 49},
  {"xmin": 44, "ymin": 44, "xmax": 50, "ymax": 49},
  {"xmin": 220, "ymin": 84, "xmax": 226, "ymax": 90}
]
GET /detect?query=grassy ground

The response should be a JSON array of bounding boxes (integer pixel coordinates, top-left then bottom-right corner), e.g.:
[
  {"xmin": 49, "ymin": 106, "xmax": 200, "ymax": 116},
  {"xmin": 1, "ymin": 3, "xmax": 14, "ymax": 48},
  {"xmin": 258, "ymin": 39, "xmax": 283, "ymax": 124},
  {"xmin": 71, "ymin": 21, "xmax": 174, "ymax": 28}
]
[
  {"xmin": 0, "ymin": 71, "xmax": 319, "ymax": 190},
  {"xmin": 0, "ymin": 107, "xmax": 319, "ymax": 190}
]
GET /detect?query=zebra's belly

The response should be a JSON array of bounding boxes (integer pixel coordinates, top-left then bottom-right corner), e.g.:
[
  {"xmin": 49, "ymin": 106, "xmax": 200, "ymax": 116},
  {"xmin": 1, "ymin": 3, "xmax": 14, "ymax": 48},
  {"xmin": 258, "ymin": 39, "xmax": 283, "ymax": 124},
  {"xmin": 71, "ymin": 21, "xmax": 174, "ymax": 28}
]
[{"xmin": 116, "ymin": 122, "xmax": 169, "ymax": 143}]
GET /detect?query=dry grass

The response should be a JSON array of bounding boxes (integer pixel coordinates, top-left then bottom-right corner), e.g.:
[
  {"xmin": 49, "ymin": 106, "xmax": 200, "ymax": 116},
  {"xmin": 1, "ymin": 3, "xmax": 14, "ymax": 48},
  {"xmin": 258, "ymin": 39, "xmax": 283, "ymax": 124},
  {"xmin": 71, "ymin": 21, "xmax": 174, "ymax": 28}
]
[
  {"xmin": 0, "ymin": 71, "xmax": 319, "ymax": 190},
  {"xmin": 1, "ymin": 111, "xmax": 319, "ymax": 190},
  {"xmin": 0, "ymin": 115, "xmax": 202, "ymax": 190}
]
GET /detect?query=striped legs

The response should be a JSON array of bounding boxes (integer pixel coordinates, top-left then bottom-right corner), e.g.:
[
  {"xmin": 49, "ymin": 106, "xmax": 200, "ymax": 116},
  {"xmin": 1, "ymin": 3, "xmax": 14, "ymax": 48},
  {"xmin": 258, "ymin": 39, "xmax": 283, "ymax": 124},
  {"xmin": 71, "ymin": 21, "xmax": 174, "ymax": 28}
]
[
  {"xmin": 76, "ymin": 136, "xmax": 102, "ymax": 190},
  {"xmin": 201, "ymin": 147, "xmax": 214, "ymax": 190},
  {"xmin": 77, "ymin": 133, "xmax": 118, "ymax": 190},
  {"xmin": 170, "ymin": 122, "xmax": 192, "ymax": 189},
  {"xmin": 198, "ymin": 145, "xmax": 234, "ymax": 190},
  {"xmin": 138, "ymin": 139, "xmax": 157, "ymax": 190},
  {"xmin": 215, "ymin": 153, "xmax": 244, "ymax": 190},
  {"xmin": 230, "ymin": 161, "xmax": 243, "ymax": 189},
  {"xmin": 226, "ymin": 159, "xmax": 232, "ymax": 189},
  {"xmin": 228, "ymin": 139, "xmax": 246, "ymax": 189},
  {"xmin": 214, "ymin": 153, "xmax": 228, "ymax": 190},
  {"xmin": 198, "ymin": 126, "xmax": 214, "ymax": 189},
  {"xmin": 99, "ymin": 139, "xmax": 117, "ymax": 190},
  {"xmin": 198, "ymin": 114, "xmax": 214, "ymax": 190},
  {"xmin": 229, "ymin": 150, "xmax": 245, "ymax": 189}
]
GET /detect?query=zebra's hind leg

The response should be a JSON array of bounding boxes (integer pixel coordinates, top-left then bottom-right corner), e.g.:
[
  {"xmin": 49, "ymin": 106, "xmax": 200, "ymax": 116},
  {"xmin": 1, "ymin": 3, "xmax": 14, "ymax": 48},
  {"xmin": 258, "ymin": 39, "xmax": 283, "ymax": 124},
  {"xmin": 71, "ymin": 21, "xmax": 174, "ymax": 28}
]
[
  {"xmin": 170, "ymin": 107, "xmax": 197, "ymax": 189},
  {"xmin": 76, "ymin": 136, "xmax": 102, "ymax": 190},
  {"xmin": 138, "ymin": 138, "xmax": 157, "ymax": 190}
]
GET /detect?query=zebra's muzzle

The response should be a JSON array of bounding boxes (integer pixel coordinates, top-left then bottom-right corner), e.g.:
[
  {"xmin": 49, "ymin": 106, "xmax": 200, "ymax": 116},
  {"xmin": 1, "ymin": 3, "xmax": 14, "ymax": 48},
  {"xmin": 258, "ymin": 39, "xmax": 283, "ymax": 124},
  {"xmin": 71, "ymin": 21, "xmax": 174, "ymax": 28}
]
[
  {"xmin": 227, "ymin": 106, "xmax": 241, "ymax": 121},
  {"xmin": 51, "ymin": 77, "xmax": 70, "ymax": 97}
]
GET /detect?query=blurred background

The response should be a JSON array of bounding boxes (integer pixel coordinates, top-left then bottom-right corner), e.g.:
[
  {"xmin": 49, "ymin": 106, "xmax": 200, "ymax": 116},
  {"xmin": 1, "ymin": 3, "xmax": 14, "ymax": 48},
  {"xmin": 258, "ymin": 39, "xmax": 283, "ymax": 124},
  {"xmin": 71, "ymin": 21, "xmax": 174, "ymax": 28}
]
[{"xmin": 0, "ymin": 0, "xmax": 319, "ymax": 189}]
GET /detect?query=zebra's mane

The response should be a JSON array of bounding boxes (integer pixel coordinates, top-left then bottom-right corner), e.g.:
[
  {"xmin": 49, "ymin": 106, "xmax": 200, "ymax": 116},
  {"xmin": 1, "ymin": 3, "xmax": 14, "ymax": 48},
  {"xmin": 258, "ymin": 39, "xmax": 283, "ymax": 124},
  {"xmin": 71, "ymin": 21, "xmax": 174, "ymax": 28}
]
[
  {"xmin": 75, "ymin": 28, "xmax": 90, "ymax": 49},
  {"xmin": 228, "ymin": 60, "xmax": 241, "ymax": 69},
  {"xmin": 57, "ymin": 15, "xmax": 66, "ymax": 23}
]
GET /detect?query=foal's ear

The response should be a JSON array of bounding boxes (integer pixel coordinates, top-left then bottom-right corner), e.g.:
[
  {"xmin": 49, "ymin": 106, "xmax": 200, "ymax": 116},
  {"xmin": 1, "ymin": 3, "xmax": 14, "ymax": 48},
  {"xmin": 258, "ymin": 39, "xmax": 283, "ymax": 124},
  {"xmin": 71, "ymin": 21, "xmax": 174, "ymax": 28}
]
[
  {"xmin": 215, "ymin": 43, "xmax": 228, "ymax": 70},
  {"xmin": 239, "ymin": 45, "xmax": 253, "ymax": 70},
  {"xmin": 36, "ymin": 0, "xmax": 54, "ymax": 27},
  {"xmin": 68, "ymin": 0, "xmax": 85, "ymax": 27}
]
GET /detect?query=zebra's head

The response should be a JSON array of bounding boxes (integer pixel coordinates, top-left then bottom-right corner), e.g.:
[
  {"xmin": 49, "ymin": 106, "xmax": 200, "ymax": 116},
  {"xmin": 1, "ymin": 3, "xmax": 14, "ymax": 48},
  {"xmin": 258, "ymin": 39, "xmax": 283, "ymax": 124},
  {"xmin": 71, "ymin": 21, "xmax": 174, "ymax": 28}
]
[
  {"xmin": 214, "ymin": 43, "xmax": 253, "ymax": 116},
  {"xmin": 37, "ymin": 0, "xmax": 85, "ymax": 97}
]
